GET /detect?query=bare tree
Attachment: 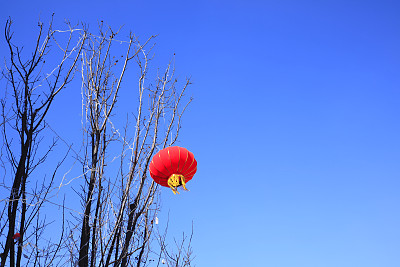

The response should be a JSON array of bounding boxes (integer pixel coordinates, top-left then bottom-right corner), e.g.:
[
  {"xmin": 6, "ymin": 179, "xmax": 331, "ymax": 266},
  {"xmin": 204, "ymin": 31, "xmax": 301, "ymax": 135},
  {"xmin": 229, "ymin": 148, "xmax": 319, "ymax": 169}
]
[
  {"xmin": 156, "ymin": 220, "xmax": 194, "ymax": 267},
  {"xmin": 0, "ymin": 17, "xmax": 87, "ymax": 267},
  {"xmin": 71, "ymin": 23, "xmax": 193, "ymax": 267},
  {"xmin": 1, "ymin": 18, "xmax": 194, "ymax": 267}
]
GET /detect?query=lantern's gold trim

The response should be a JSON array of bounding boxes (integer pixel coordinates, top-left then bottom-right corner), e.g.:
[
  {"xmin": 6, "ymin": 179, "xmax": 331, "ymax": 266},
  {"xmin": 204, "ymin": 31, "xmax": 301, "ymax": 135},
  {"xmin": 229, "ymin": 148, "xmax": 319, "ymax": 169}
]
[{"xmin": 167, "ymin": 174, "xmax": 188, "ymax": 195}]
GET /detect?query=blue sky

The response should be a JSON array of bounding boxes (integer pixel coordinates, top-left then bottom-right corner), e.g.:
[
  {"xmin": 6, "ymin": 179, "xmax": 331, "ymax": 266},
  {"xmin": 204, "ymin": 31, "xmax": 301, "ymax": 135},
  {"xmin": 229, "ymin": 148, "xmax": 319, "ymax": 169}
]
[{"xmin": 2, "ymin": 0, "xmax": 400, "ymax": 266}]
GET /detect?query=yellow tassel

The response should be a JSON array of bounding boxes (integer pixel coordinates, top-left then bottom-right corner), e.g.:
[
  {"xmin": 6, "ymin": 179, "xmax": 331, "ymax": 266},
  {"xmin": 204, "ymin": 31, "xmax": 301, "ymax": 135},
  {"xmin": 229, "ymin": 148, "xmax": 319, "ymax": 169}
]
[{"xmin": 167, "ymin": 174, "xmax": 188, "ymax": 195}]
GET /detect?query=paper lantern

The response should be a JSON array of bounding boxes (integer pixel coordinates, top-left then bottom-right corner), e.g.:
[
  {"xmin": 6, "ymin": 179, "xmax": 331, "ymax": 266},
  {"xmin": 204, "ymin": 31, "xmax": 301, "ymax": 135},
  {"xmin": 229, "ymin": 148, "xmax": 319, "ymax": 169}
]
[
  {"xmin": 149, "ymin": 146, "xmax": 197, "ymax": 194},
  {"xmin": 12, "ymin": 233, "xmax": 20, "ymax": 241}
]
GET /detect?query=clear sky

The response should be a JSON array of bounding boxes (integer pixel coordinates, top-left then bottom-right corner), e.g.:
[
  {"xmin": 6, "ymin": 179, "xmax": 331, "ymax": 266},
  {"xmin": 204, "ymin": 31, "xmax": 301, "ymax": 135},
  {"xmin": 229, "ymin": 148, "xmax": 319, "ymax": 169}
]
[{"xmin": 1, "ymin": 0, "xmax": 400, "ymax": 266}]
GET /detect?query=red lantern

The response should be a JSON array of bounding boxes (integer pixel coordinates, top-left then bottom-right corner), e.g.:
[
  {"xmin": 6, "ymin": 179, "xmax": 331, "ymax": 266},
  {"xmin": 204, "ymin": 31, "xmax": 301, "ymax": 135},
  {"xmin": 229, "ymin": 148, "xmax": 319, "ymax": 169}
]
[
  {"xmin": 12, "ymin": 233, "xmax": 21, "ymax": 241},
  {"xmin": 149, "ymin": 146, "xmax": 197, "ymax": 194}
]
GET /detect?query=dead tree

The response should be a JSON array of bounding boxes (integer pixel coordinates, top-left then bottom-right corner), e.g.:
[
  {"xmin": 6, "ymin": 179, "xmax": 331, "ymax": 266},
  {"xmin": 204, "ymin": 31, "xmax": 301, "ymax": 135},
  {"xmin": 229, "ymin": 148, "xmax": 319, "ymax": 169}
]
[{"xmin": 0, "ymin": 18, "xmax": 87, "ymax": 267}]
